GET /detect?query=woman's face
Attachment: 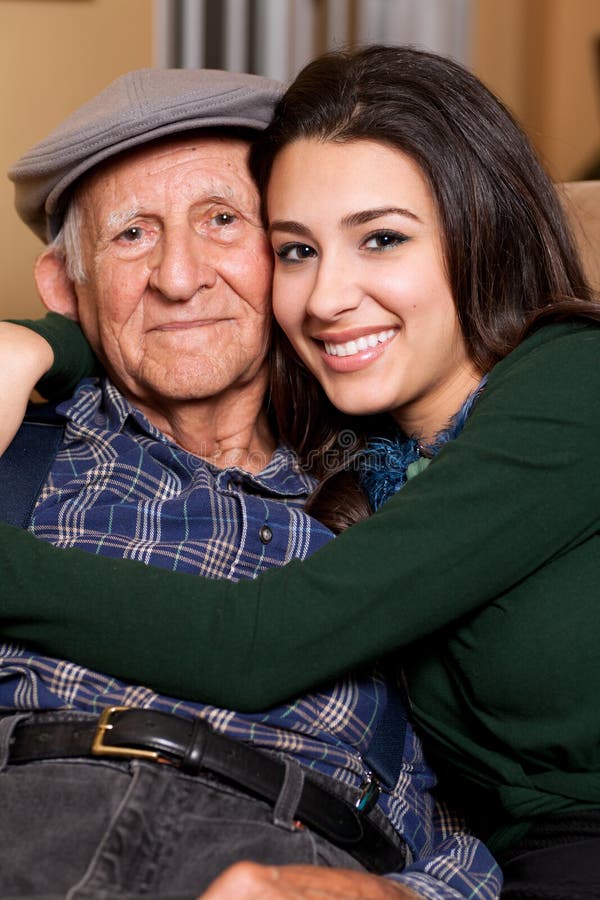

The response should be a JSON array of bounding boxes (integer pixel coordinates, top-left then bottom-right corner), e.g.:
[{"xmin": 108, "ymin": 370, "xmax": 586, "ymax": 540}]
[{"xmin": 267, "ymin": 138, "xmax": 481, "ymax": 441}]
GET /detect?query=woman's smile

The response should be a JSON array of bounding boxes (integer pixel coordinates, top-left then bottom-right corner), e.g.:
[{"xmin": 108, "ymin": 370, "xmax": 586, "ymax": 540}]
[
  {"xmin": 317, "ymin": 327, "xmax": 399, "ymax": 371},
  {"xmin": 268, "ymin": 137, "xmax": 481, "ymax": 440}
]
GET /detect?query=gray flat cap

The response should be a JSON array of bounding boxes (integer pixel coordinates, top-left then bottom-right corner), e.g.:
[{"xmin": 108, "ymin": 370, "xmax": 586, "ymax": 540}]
[{"xmin": 9, "ymin": 67, "xmax": 283, "ymax": 242}]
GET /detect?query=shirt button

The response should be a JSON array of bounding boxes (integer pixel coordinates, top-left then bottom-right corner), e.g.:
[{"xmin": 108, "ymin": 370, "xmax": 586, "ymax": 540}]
[{"xmin": 259, "ymin": 525, "xmax": 273, "ymax": 544}]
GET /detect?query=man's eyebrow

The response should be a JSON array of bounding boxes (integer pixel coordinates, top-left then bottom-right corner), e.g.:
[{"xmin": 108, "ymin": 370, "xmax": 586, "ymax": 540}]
[
  {"xmin": 200, "ymin": 181, "xmax": 238, "ymax": 202},
  {"xmin": 106, "ymin": 208, "xmax": 144, "ymax": 232},
  {"xmin": 103, "ymin": 185, "xmax": 247, "ymax": 233}
]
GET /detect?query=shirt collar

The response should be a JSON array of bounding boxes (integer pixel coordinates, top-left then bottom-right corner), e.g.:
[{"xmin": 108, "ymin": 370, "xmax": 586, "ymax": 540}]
[{"xmin": 58, "ymin": 377, "xmax": 317, "ymax": 497}]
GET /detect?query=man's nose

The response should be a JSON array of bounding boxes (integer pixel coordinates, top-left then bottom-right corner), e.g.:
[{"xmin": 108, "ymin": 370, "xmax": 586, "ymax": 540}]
[
  {"xmin": 304, "ymin": 253, "xmax": 362, "ymax": 321},
  {"xmin": 148, "ymin": 230, "xmax": 217, "ymax": 301}
]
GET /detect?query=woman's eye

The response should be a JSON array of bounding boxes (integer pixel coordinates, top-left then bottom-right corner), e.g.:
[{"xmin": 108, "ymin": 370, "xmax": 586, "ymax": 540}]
[
  {"xmin": 362, "ymin": 230, "xmax": 408, "ymax": 251},
  {"xmin": 275, "ymin": 243, "xmax": 317, "ymax": 262}
]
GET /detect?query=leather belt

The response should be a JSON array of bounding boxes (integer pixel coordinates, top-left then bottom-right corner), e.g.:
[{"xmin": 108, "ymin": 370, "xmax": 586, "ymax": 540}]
[{"xmin": 8, "ymin": 707, "xmax": 405, "ymax": 875}]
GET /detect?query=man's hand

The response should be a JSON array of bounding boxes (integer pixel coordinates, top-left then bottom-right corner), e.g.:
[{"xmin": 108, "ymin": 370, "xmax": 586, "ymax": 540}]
[
  {"xmin": 198, "ymin": 863, "xmax": 421, "ymax": 899},
  {"xmin": 0, "ymin": 322, "xmax": 54, "ymax": 455}
]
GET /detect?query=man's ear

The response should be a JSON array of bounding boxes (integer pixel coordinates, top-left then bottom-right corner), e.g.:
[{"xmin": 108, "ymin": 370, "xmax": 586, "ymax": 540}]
[{"xmin": 34, "ymin": 249, "xmax": 80, "ymax": 320}]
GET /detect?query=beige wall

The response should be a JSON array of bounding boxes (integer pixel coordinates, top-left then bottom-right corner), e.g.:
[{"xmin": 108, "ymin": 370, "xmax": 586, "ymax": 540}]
[
  {"xmin": 472, "ymin": 0, "xmax": 600, "ymax": 181},
  {"xmin": 0, "ymin": 0, "xmax": 152, "ymax": 319},
  {"xmin": 2, "ymin": 0, "xmax": 599, "ymax": 320}
]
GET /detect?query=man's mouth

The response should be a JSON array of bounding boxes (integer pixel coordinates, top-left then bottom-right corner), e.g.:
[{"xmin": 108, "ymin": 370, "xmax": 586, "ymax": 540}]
[{"xmin": 153, "ymin": 319, "xmax": 223, "ymax": 332}]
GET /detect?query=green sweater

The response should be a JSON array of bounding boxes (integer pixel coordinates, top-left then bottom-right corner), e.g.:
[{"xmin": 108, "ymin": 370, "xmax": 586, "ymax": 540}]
[{"xmin": 1, "ymin": 320, "xmax": 599, "ymax": 853}]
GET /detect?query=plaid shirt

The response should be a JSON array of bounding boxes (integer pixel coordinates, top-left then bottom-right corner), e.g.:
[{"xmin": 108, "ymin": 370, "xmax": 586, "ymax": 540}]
[{"xmin": 0, "ymin": 379, "xmax": 501, "ymax": 898}]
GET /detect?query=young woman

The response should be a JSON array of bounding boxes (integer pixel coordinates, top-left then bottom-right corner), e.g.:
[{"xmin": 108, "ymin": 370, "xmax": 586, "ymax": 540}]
[{"xmin": 2, "ymin": 46, "xmax": 600, "ymax": 897}]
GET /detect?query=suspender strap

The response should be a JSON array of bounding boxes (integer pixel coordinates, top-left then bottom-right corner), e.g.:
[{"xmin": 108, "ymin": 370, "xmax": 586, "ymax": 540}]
[
  {"xmin": 363, "ymin": 676, "xmax": 408, "ymax": 789},
  {"xmin": 0, "ymin": 406, "xmax": 65, "ymax": 528}
]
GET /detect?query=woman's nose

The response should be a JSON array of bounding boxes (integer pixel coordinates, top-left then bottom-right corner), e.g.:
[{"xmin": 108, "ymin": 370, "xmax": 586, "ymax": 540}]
[{"xmin": 304, "ymin": 254, "xmax": 362, "ymax": 321}]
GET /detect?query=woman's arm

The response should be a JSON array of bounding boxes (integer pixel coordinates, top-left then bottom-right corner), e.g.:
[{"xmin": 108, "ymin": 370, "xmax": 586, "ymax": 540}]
[
  {"xmin": 0, "ymin": 322, "xmax": 54, "ymax": 455},
  {"xmin": 6, "ymin": 313, "xmax": 100, "ymax": 400},
  {"xmin": 0, "ymin": 323, "xmax": 598, "ymax": 709},
  {"xmin": 0, "ymin": 313, "xmax": 97, "ymax": 454}
]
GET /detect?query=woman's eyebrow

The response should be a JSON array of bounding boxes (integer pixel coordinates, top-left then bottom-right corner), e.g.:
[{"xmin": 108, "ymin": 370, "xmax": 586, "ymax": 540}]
[
  {"xmin": 269, "ymin": 220, "xmax": 312, "ymax": 236},
  {"xmin": 340, "ymin": 206, "xmax": 421, "ymax": 228},
  {"xmin": 269, "ymin": 207, "xmax": 422, "ymax": 237}
]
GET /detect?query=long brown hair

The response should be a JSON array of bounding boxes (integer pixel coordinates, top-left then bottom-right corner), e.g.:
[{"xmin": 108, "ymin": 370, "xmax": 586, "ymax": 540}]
[{"xmin": 252, "ymin": 46, "xmax": 600, "ymax": 531}]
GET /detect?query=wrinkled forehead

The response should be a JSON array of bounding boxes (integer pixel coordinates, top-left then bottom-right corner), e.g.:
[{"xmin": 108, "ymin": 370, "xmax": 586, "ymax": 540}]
[{"xmin": 72, "ymin": 132, "xmax": 259, "ymax": 220}]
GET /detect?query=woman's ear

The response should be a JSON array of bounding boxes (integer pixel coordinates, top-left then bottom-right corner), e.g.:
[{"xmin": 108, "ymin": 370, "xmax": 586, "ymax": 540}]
[{"xmin": 34, "ymin": 249, "xmax": 79, "ymax": 320}]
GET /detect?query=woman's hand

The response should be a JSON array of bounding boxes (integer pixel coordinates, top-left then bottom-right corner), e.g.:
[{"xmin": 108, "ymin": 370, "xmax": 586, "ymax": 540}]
[{"xmin": 0, "ymin": 321, "xmax": 54, "ymax": 455}]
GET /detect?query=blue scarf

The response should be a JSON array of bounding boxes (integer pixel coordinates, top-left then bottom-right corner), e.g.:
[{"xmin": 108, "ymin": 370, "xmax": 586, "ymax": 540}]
[{"xmin": 360, "ymin": 379, "xmax": 487, "ymax": 511}]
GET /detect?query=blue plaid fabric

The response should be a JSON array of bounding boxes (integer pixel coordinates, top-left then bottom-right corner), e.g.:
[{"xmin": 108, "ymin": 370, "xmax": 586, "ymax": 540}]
[{"xmin": 0, "ymin": 378, "xmax": 501, "ymax": 897}]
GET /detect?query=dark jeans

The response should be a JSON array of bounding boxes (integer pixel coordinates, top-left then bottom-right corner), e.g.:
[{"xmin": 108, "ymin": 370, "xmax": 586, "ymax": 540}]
[
  {"xmin": 500, "ymin": 811, "xmax": 600, "ymax": 900},
  {"xmin": 0, "ymin": 713, "xmax": 368, "ymax": 899}
]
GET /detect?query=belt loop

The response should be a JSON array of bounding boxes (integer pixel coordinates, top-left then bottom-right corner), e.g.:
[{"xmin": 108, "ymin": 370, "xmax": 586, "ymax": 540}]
[
  {"xmin": 0, "ymin": 714, "xmax": 31, "ymax": 772},
  {"xmin": 273, "ymin": 757, "xmax": 305, "ymax": 830},
  {"xmin": 181, "ymin": 717, "xmax": 209, "ymax": 775}
]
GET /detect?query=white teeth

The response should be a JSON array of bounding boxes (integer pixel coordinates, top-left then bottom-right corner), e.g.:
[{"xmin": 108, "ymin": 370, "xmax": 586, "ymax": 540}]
[{"xmin": 324, "ymin": 329, "xmax": 396, "ymax": 357}]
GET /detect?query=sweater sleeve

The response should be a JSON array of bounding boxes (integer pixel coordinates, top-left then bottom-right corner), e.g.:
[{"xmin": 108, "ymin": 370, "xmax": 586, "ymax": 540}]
[
  {"xmin": 0, "ymin": 324, "xmax": 598, "ymax": 710},
  {"xmin": 7, "ymin": 313, "xmax": 100, "ymax": 399}
]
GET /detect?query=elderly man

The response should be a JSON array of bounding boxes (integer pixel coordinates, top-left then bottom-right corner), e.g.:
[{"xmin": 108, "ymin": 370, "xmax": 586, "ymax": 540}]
[{"xmin": 0, "ymin": 69, "xmax": 500, "ymax": 899}]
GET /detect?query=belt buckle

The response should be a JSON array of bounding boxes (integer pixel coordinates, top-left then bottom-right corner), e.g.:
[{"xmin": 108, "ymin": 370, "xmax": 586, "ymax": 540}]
[
  {"xmin": 355, "ymin": 771, "xmax": 380, "ymax": 813},
  {"xmin": 92, "ymin": 706, "xmax": 160, "ymax": 761}
]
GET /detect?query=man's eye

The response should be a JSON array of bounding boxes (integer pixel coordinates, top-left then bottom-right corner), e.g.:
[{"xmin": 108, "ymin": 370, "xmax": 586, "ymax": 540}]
[
  {"xmin": 118, "ymin": 226, "xmax": 144, "ymax": 243},
  {"xmin": 362, "ymin": 230, "xmax": 409, "ymax": 251},
  {"xmin": 211, "ymin": 212, "xmax": 237, "ymax": 227},
  {"xmin": 275, "ymin": 243, "xmax": 316, "ymax": 262}
]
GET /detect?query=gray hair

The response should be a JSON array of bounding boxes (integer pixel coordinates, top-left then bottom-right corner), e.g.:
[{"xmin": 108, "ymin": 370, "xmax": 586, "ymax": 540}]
[{"xmin": 49, "ymin": 194, "xmax": 87, "ymax": 284}]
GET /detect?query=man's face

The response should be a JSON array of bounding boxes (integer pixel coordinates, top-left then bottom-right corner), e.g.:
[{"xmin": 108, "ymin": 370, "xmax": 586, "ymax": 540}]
[{"xmin": 73, "ymin": 136, "xmax": 273, "ymax": 410}]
